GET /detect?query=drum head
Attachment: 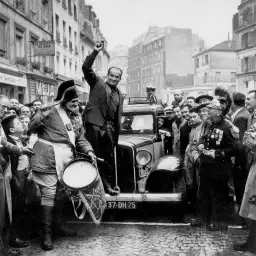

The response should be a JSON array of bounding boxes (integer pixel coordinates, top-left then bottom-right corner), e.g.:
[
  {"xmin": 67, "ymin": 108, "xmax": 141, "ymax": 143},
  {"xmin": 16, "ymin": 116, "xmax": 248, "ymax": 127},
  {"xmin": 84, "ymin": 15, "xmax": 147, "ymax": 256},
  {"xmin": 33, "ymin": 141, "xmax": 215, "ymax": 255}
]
[{"xmin": 63, "ymin": 159, "xmax": 97, "ymax": 189}]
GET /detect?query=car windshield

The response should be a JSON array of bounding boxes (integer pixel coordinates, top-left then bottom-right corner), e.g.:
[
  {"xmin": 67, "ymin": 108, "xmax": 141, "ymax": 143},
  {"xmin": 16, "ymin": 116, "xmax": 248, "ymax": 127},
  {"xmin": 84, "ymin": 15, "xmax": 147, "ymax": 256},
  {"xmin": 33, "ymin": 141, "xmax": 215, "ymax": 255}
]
[{"xmin": 120, "ymin": 114, "xmax": 154, "ymax": 135}]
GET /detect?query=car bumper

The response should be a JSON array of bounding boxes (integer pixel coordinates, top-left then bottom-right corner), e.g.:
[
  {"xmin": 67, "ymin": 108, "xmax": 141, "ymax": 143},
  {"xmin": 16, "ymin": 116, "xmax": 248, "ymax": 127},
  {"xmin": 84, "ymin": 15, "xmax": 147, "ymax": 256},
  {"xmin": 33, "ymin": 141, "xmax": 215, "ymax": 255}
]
[{"xmin": 106, "ymin": 193, "xmax": 184, "ymax": 202}]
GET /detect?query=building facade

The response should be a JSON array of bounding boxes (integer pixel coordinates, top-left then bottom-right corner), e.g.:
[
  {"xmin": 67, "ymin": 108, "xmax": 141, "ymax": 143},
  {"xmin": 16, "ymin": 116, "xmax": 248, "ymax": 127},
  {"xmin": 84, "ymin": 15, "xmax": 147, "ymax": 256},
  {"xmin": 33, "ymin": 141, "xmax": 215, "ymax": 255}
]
[
  {"xmin": 127, "ymin": 43, "xmax": 142, "ymax": 97},
  {"xmin": 128, "ymin": 26, "xmax": 202, "ymax": 103},
  {"xmin": 141, "ymin": 36, "xmax": 164, "ymax": 100},
  {"xmin": 53, "ymin": 0, "xmax": 83, "ymax": 96},
  {"xmin": 77, "ymin": 0, "xmax": 110, "ymax": 100},
  {"xmin": 233, "ymin": 0, "xmax": 256, "ymax": 93},
  {"xmin": 193, "ymin": 41, "xmax": 236, "ymax": 96},
  {"xmin": 0, "ymin": 0, "xmax": 56, "ymax": 104}
]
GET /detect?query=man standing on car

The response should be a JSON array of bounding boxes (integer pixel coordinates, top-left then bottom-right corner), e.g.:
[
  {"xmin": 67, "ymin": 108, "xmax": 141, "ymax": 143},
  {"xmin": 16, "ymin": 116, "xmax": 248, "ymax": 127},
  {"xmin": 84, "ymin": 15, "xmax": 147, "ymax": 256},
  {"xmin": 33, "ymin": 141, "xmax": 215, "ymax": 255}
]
[{"xmin": 82, "ymin": 42, "xmax": 123, "ymax": 196}]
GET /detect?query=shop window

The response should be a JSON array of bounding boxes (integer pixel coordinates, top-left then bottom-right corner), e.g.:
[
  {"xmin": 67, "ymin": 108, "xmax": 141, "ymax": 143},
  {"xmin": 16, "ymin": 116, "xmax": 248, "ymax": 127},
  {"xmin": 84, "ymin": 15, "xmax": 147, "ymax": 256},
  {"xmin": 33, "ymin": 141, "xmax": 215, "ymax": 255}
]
[
  {"xmin": 0, "ymin": 19, "xmax": 7, "ymax": 59},
  {"xmin": 15, "ymin": 27, "xmax": 25, "ymax": 58}
]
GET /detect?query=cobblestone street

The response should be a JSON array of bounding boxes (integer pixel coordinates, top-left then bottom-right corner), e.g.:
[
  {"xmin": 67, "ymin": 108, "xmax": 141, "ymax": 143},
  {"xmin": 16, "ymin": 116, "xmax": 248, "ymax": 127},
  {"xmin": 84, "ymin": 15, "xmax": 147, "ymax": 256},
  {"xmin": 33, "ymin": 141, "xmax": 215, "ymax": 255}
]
[{"xmin": 20, "ymin": 223, "xmax": 255, "ymax": 256}]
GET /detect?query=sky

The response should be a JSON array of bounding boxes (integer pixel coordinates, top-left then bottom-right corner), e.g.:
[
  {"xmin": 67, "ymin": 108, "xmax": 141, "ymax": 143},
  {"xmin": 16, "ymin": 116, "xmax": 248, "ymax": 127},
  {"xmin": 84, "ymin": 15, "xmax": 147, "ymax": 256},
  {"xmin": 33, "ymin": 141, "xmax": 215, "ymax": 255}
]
[{"xmin": 86, "ymin": 0, "xmax": 241, "ymax": 51}]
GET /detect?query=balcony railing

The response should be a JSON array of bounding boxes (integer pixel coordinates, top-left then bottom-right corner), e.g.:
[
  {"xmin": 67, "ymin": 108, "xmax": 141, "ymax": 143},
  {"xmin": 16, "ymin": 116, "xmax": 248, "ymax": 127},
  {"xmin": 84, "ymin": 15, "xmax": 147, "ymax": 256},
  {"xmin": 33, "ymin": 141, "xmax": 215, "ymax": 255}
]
[
  {"xmin": 56, "ymin": 30, "xmax": 61, "ymax": 43},
  {"xmin": 69, "ymin": 41, "xmax": 72, "ymax": 51},
  {"xmin": 63, "ymin": 36, "xmax": 67, "ymax": 48}
]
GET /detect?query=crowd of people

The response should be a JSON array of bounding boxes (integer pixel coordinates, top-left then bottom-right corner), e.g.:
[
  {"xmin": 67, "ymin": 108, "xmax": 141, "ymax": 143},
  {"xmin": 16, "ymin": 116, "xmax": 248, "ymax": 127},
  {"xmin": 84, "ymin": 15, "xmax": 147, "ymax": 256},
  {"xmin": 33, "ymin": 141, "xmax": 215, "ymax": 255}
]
[
  {"xmin": 0, "ymin": 40, "xmax": 256, "ymax": 255},
  {"xmin": 153, "ymin": 88, "xmax": 256, "ymax": 254}
]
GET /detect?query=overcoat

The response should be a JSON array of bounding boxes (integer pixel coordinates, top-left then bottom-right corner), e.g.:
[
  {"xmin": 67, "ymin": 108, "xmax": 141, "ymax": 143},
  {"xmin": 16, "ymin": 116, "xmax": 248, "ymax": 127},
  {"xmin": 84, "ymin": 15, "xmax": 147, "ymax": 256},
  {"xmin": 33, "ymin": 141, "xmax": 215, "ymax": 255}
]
[{"xmin": 240, "ymin": 123, "xmax": 256, "ymax": 220}]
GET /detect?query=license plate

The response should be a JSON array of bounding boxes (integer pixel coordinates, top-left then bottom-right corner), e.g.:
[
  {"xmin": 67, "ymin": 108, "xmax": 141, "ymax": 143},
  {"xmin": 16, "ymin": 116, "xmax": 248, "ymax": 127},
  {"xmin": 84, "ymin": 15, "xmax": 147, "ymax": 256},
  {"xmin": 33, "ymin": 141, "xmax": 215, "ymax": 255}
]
[{"xmin": 107, "ymin": 201, "xmax": 137, "ymax": 209}]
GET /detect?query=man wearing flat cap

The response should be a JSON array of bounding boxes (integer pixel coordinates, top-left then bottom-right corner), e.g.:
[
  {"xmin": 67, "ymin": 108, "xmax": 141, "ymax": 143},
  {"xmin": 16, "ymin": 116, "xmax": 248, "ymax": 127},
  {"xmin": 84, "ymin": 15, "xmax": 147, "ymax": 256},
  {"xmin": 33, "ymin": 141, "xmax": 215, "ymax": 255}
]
[
  {"xmin": 28, "ymin": 80, "xmax": 96, "ymax": 251},
  {"xmin": 197, "ymin": 98, "xmax": 239, "ymax": 231},
  {"xmin": 146, "ymin": 85, "xmax": 158, "ymax": 104},
  {"xmin": 195, "ymin": 94, "xmax": 213, "ymax": 105}
]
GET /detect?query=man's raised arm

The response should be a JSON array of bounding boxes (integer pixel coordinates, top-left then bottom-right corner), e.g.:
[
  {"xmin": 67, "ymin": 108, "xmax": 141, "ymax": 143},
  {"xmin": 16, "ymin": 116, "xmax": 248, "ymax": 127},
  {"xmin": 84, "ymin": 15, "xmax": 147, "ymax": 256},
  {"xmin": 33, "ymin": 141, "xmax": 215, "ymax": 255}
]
[{"xmin": 82, "ymin": 42, "xmax": 104, "ymax": 87}]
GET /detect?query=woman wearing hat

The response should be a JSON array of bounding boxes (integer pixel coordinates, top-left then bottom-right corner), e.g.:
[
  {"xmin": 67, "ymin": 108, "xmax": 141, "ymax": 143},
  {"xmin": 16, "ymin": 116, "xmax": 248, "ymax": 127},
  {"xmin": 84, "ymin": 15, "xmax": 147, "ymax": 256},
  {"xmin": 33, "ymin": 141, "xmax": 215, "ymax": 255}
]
[{"xmin": 28, "ymin": 80, "xmax": 96, "ymax": 251}]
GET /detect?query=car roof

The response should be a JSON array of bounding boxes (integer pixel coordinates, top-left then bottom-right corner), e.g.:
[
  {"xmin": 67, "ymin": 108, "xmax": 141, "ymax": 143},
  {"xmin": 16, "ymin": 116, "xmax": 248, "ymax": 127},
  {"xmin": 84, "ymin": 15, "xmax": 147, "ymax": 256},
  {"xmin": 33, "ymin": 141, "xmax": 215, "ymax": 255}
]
[{"xmin": 123, "ymin": 104, "xmax": 164, "ymax": 114}]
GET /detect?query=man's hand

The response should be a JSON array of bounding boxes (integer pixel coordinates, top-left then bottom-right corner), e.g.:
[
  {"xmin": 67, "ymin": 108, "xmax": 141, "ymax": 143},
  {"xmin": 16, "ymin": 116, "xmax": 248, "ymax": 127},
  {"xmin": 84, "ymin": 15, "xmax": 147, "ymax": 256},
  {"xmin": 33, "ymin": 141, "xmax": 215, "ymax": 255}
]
[
  {"xmin": 94, "ymin": 41, "xmax": 104, "ymax": 52},
  {"xmin": 88, "ymin": 151, "xmax": 96, "ymax": 162},
  {"xmin": 21, "ymin": 147, "xmax": 34, "ymax": 157},
  {"xmin": 197, "ymin": 144, "xmax": 204, "ymax": 153},
  {"xmin": 40, "ymin": 105, "xmax": 51, "ymax": 117}
]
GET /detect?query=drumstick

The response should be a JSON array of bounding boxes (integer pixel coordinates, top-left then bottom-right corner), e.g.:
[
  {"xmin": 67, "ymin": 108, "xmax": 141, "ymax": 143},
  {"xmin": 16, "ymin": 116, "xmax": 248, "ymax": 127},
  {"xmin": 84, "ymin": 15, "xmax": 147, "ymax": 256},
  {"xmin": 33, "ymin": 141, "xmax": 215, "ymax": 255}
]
[
  {"xmin": 76, "ymin": 151, "xmax": 104, "ymax": 162},
  {"xmin": 41, "ymin": 101, "xmax": 61, "ymax": 111}
]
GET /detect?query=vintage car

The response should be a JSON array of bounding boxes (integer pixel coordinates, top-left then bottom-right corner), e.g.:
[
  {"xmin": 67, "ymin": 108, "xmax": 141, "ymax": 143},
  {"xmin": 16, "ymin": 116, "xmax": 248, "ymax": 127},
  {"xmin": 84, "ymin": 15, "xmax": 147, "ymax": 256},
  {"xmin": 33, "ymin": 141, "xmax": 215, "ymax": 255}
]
[{"xmin": 106, "ymin": 98, "xmax": 186, "ymax": 209}]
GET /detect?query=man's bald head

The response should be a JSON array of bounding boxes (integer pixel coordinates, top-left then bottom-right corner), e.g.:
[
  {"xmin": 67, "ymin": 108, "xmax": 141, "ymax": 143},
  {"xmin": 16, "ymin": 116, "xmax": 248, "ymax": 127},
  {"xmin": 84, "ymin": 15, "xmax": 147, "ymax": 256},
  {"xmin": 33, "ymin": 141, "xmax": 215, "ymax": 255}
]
[{"xmin": 0, "ymin": 95, "xmax": 10, "ymax": 119}]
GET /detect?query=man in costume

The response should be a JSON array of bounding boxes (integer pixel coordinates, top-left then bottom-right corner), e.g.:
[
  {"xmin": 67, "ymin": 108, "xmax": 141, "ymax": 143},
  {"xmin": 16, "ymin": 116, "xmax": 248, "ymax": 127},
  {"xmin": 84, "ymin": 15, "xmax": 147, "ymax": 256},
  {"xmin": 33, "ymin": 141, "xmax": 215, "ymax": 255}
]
[
  {"xmin": 197, "ymin": 98, "xmax": 240, "ymax": 231},
  {"xmin": 28, "ymin": 80, "xmax": 96, "ymax": 251},
  {"xmin": 82, "ymin": 42, "xmax": 123, "ymax": 195},
  {"xmin": 0, "ymin": 95, "xmax": 33, "ymax": 256}
]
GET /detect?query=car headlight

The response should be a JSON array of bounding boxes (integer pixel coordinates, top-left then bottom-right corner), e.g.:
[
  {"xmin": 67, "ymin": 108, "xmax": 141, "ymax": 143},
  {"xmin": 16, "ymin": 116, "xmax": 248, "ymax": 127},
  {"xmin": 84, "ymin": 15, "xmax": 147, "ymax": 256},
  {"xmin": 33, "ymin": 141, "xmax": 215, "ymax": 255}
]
[{"xmin": 136, "ymin": 150, "xmax": 152, "ymax": 166}]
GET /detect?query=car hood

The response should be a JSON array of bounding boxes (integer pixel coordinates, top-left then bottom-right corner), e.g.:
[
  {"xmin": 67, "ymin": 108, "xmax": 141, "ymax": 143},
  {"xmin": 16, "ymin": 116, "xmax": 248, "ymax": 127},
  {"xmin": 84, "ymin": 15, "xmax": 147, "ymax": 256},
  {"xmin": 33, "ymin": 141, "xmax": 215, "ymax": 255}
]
[{"xmin": 118, "ymin": 134, "xmax": 154, "ymax": 147}]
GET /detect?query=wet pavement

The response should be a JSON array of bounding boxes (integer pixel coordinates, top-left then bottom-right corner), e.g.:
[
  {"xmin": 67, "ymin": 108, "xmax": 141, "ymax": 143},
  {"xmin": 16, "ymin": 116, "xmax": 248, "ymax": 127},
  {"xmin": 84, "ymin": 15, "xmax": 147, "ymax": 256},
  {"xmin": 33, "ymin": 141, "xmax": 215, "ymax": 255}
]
[{"xmin": 21, "ymin": 223, "xmax": 254, "ymax": 256}]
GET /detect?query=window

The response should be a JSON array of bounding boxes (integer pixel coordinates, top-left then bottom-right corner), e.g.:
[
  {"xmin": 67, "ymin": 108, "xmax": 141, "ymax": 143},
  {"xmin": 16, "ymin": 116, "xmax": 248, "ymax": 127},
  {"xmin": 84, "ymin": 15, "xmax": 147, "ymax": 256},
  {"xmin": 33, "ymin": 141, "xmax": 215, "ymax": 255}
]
[
  {"xmin": 75, "ymin": 63, "xmax": 77, "ymax": 76},
  {"xmin": 215, "ymin": 72, "xmax": 221, "ymax": 82},
  {"xmin": 205, "ymin": 54, "xmax": 209, "ymax": 64},
  {"xmin": 68, "ymin": 0, "xmax": 72, "ymax": 15},
  {"xmin": 231, "ymin": 72, "xmax": 236, "ymax": 82},
  {"xmin": 63, "ymin": 58, "xmax": 66, "ymax": 75},
  {"xmin": 63, "ymin": 21, "xmax": 67, "ymax": 47},
  {"xmin": 42, "ymin": 1, "xmax": 49, "ymax": 30},
  {"xmin": 0, "ymin": 19, "xmax": 7, "ymax": 58},
  {"xmin": 204, "ymin": 72, "xmax": 208, "ymax": 83},
  {"xmin": 196, "ymin": 58, "xmax": 199, "ymax": 68},
  {"xmin": 30, "ymin": 33, "xmax": 39, "ymax": 62},
  {"xmin": 82, "ymin": 45, "xmax": 84, "ymax": 60},
  {"xmin": 242, "ymin": 32, "xmax": 249, "ymax": 49},
  {"xmin": 55, "ymin": 14, "xmax": 59, "ymax": 30},
  {"xmin": 69, "ymin": 26, "xmax": 72, "ymax": 50},
  {"xmin": 62, "ymin": 0, "xmax": 67, "ymax": 10},
  {"xmin": 56, "ymin": 54, "xmax": 60, "ymax": 74},
  {"xmin": 15, "ymin": 27, "xmax": 25, "ymax": 58},
  {"xmin": 15, "ymin": 0, "xmax": 25, "ymax": 13},
  {"xmin": 69, "ymin": 61, "xmax": 72, "ymax": 73},
  {"xmin": 74, "ymin": 4, "xmax": 77, "ymax": 20}
]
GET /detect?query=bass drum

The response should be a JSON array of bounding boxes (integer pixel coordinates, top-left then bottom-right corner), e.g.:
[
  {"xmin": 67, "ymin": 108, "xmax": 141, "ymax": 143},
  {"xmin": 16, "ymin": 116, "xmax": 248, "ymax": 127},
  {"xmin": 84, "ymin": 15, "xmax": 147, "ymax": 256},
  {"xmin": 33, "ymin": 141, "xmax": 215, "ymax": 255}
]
[{"xmin": 61, "ymin": 158, "xmax": 106, "ymax": 225}]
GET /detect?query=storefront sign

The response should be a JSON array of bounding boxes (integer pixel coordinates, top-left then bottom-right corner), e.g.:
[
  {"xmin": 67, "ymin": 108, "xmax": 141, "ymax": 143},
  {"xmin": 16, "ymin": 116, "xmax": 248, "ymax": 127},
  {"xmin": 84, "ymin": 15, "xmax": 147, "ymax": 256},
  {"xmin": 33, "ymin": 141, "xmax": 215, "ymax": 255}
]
[
  {"xmin": 36, "ymin": 80, "xmax": 55, "ymax": 96},
  {"xmin": 0, "ymin": 72, "xmax": 27, "ymax": 87},
  {"xmin": 34, "ymin": 41, "xmax": 55, "ymax": 56}
]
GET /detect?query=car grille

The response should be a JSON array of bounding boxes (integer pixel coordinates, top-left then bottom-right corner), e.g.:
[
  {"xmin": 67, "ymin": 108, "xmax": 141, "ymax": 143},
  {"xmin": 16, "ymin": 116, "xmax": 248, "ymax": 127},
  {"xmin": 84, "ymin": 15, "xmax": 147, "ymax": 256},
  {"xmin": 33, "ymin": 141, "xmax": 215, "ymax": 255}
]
[{"xmin": 116, "ymin": 145, "xmax": 136, "ymax": 193}]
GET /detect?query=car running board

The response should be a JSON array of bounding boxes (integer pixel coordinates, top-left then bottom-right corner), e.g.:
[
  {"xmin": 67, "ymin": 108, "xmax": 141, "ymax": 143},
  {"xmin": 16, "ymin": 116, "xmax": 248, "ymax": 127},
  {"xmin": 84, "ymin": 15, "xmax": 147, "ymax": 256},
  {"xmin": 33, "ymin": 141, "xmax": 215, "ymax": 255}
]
[{"xmin": 105, "ymin": 193, "xmax": 183, "ymax": 202}]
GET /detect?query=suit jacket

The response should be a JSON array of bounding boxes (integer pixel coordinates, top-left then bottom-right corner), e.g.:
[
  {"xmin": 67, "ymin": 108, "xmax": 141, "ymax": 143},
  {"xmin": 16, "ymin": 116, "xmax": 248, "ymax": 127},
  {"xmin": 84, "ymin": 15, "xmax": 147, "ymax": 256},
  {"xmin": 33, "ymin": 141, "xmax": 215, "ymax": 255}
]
[
  {"xmin": 82, "ymin": 50, "xmax": 123, "ymax": 144},
  {"xmin": 233, "ymin": 108, "xmax": 250, "ymax": 142},
  {"xmin": 180, "ymin": 121, "xmax": 191, "ymax": 157}
]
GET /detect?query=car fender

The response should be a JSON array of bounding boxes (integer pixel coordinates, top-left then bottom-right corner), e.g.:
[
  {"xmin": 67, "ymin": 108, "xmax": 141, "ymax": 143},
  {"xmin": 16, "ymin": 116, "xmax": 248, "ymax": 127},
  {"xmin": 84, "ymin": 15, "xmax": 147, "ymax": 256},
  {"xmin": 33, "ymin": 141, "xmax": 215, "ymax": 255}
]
[{"xmin": 149, "ymin": 155, "xmax": 182, "ymax": 174}]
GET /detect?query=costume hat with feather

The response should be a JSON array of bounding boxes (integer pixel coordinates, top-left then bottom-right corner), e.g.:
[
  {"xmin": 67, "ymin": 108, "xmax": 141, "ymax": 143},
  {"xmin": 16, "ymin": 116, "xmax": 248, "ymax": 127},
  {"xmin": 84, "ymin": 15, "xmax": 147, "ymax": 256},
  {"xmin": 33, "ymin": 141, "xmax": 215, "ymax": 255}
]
[
  {"xmin": 214, "ymin": 87, "xmax": 232, "ymax": 116},
  {"xmin": 54, "ymin": 80, "xmax": 78, "ymax": 102}
]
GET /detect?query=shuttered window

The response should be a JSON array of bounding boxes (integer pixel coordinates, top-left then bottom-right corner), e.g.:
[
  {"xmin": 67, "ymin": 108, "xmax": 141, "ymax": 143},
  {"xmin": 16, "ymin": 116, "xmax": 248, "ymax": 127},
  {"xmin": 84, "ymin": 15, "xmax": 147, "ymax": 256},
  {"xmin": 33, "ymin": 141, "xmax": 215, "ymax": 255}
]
[{"xmin": 0, "ymin": 19, "xmax": 7, "ymax": 58}]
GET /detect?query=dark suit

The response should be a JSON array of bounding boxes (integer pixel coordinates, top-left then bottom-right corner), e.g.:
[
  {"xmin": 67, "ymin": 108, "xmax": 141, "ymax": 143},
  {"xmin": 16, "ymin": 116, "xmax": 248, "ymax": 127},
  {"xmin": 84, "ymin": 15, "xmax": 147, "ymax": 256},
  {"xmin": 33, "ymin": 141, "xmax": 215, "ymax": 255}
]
[
  {"xmin": 6, "ymin": 135, "xmax": 29, "ymax": 240},
  {"xmin": 82, "ymin": 50, "xmax": 123, "ymax": 190},
  {"xmin": 232, "ymin": 108, "xmax": 250, "ymax": 205}
]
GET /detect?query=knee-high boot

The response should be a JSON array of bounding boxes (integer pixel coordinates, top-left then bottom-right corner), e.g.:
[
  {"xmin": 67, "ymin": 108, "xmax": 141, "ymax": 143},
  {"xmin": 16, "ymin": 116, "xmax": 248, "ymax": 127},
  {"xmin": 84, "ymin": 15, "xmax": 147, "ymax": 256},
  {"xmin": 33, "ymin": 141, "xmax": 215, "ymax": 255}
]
[
  {"xmin": 233, "ymin": 219, "xmax": 256, "ymax": 253},
  {"xmin": 53, "ymin": 200, "xmax": 77, "ymax": 237},
  {"xmin": 41, "ymin": 205, "xmax": 54, "ymax": 251}
]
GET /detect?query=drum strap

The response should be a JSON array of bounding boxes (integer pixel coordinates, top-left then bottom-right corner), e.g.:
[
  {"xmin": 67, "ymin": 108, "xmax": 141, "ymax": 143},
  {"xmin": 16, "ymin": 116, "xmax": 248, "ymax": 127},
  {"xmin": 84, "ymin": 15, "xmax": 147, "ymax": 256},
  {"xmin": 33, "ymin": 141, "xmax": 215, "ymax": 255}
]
[{"xmin": 71, "ymin": 197, "xmax": 87, "ymax": 220}]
